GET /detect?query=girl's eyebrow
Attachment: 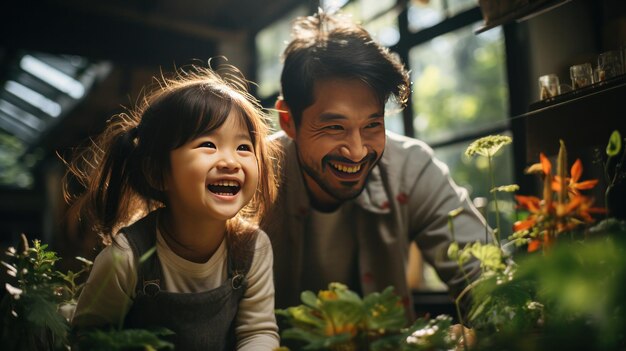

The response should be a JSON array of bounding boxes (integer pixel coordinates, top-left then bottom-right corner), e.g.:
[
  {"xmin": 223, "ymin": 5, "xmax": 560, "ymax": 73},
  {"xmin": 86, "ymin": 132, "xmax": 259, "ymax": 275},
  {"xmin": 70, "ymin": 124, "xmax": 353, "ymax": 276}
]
[{"xmin": 233, "ymin": 132, "xmax": 252, "ymax": 140}]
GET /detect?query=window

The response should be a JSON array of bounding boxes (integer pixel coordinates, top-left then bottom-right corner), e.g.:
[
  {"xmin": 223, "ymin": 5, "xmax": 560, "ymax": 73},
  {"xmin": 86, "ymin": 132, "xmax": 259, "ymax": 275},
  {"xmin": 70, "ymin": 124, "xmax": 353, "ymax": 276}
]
[
  {"xmin": 255, "ymin": 6, "xmax": 308, "ymax": 101},
  {"xmin": 0, "ymin": 52, "xmax": 108, "ymax": 189},
  {"xmin": 404, "ymin": 5, "xmax": 512, "ymax": 290},
  {"xmin": 254, "ymin": 6, "xmax": 308, "ymax": 131},
  {"xmin": 409, "ymin": 25, "xmax": 508, "ymax": 144}
]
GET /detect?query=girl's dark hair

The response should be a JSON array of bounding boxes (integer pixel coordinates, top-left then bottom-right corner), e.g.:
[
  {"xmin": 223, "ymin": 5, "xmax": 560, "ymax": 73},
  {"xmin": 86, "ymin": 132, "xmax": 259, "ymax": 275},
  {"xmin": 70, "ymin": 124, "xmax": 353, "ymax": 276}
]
[
  {"xmin": 280, "ymin": 11, "xmax": 410, "ymax": 126},
  {"xmin": 64, "ymin": 63, "xmax": 279, "ymax": 244}
]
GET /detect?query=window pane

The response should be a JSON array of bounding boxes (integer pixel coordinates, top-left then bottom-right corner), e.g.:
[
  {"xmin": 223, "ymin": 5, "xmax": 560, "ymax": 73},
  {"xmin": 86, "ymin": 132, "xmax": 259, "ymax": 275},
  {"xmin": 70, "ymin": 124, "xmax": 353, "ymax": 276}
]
[
  {"xmin": 409, "ymin": 24, "xmax": 508, "ymax": 144},
  {"xmin": 432, "ymin": 136, "xmax": 516, "ymax": 240},
  {"xmin": 447, "ymin": 0, "xmax": 477, "ymax": 17},
  {"xmin": 255, "ymin": 6, "xmax": 308, "ymax": 99},
  {"xmin": 342, "ymin": 0, "xmax": 396, "ymax": 22},
  {"xmin": 385, "ymin": 100, "xmax": 404, "ymax": 135},
  {"xmin": 408, "ymin": 0, "xmax": 477, "ymax": 32},
  {"xmin": 363, "ymin": 9, "xmax": 400, "ymax": 47}
]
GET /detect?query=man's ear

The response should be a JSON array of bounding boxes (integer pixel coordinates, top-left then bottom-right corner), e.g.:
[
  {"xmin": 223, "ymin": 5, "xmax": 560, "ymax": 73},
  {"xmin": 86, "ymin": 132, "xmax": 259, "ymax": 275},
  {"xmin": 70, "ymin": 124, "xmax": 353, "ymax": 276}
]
[{"xmin": 276, "ymin": 98, "xmax": 296, "ymax": 139}]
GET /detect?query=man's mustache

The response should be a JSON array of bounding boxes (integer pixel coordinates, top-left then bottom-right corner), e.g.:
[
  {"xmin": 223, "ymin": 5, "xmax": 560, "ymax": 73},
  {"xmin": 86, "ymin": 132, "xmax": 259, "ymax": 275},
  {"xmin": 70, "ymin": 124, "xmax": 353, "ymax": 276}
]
[{"xmin": 322, "ymin": 152, "xmax": 378, "ymax": 166}]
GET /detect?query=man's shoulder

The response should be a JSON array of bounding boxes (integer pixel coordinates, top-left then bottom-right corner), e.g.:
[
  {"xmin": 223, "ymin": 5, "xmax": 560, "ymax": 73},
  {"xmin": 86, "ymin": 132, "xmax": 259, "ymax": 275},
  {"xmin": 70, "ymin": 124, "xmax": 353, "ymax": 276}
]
[{"xmin": 384, "ymin": 130, "xmax": 435, "ymax": 163}]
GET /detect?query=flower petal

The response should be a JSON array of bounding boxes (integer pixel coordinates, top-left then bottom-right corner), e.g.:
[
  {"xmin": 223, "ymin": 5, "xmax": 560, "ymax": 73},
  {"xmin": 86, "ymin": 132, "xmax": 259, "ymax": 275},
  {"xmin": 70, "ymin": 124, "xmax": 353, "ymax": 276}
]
[
  {"xmin": 540, "ymin": 153, "xmax": 552, "ymax": 175},
  {"xmin": 570, "ymin": 159, "xmax": 582, "ymax": 182}
]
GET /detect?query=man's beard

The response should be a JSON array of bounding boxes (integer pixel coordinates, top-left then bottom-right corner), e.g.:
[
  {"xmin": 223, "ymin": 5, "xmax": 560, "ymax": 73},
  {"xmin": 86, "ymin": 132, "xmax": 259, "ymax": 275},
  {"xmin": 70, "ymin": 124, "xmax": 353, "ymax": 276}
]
[{"xmin": 296, "ymin": 145, "xmax": 380, "ymax": 203}]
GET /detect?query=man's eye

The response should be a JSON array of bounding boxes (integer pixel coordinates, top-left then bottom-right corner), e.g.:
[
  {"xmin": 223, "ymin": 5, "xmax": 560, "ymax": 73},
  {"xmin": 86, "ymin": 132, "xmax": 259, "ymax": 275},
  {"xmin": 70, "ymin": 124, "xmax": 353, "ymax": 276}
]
[
  {"xmin": 324, "ymin": 125, "xmax": 343, "ymax": 131},
  {"xmin": 199, "ymin": 141, "xmax": 216, "ymax": 148},
  {"xmin": 365, "ymin": 122, "xmax": 382, "ymax": 128},
  {"xmin": 237, "ymin": 144, "xmax": 252, "ymax": 152}
]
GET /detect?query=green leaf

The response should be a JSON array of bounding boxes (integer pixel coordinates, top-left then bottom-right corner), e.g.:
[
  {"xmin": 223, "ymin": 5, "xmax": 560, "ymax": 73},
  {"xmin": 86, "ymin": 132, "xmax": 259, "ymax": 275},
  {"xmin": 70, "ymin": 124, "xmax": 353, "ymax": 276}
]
[
  {"xmin": 281, "ymin": 327, "xmax": 351, "ymax": 350},
  {"xmin": 491, "ymin": 184, "xmax": 520, "ymax": 193},
  {"xmin": 301, "ymin": 290, "xmax": 318, "ymax": 308},
  {"xmin": 470, "ymin": 242, "xmax": 506, "ymax": 271},
  {"xmin": 363, "ymin": 287, "xmax": 405, "ymax": 331},
  {"xmin": 448, "ymin": 207, "xmax": 464, "ymax": 218},
  {"xmin": 283, "ymin": 305, "xmax": 326, "ymax": 329},
  {"xmin": 606, "ymin": 130, "xmax": 622, "ymax": 157},
  {"xmin": 447, "ymin": 242, "xmax": 459, "ymax": 260}
]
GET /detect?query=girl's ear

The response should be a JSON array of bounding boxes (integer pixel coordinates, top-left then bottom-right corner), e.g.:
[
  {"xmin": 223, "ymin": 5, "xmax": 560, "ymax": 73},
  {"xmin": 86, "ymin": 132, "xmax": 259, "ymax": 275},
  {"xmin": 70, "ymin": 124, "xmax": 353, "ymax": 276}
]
[{"xmin": 276, "ymin": 99, "xmax": 296, "ymax": 139}]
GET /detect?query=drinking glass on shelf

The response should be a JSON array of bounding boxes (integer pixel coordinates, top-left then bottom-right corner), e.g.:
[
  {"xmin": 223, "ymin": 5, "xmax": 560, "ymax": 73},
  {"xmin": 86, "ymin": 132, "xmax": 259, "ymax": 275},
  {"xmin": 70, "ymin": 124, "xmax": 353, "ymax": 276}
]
[
  {"xmin": 570, "ymin": 63, "xmax": 593, "ymax": 89},
  {"xmin": 538, "ymin": 74, "xmax": 560, "ymax": 100},
  {"xmin": 596, "ymin": 50, "xmax": 624, "ymax": 81}
]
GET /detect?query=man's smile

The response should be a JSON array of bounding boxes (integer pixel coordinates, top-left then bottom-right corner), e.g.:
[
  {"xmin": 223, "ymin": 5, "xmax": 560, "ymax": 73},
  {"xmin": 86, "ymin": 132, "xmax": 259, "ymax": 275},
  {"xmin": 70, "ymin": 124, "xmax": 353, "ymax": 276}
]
[{"xmin": 323, "ymin": 154, "xmax": 376, "ymax": 181}]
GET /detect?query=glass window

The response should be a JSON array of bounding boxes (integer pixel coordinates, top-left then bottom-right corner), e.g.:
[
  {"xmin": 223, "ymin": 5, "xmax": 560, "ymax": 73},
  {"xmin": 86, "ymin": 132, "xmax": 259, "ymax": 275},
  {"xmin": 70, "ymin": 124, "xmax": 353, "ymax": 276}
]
[
  {"xmin": 408, "ymin": 0, "xmax": 477, "ymax": 32},
  {"xmin": 255, "ymin": 6, "xmax": 308, "ymax": 99},
  {"xmin": 363, "ymin": 8, "xmax": 400, "ymax": 47},
  {"xmin": 341, "ymin": 0, "xmax": 396, "ymax": 22},
  {"xmin": 385, "ymin": 100, "xmax": 404, "ymax": 135},
  {"xmin": 409, "ymin": 24, "xmax": 508, "ymax": 145}
]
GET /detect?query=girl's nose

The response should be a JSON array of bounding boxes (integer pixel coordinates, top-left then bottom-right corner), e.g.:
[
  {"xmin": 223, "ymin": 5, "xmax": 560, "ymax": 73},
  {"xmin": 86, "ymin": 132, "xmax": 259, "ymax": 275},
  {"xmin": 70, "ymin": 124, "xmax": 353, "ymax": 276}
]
[{"xmin": 216, "ymin": 154, "xmax": 240, "ymax": 171}]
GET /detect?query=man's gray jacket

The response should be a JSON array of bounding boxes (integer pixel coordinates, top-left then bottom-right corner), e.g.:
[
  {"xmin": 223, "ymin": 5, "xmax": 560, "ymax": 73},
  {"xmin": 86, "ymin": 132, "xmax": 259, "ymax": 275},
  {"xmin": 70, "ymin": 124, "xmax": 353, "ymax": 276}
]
[{"xmin": 262, "ymin": 131, "xmax": 488, "ymax": 319}]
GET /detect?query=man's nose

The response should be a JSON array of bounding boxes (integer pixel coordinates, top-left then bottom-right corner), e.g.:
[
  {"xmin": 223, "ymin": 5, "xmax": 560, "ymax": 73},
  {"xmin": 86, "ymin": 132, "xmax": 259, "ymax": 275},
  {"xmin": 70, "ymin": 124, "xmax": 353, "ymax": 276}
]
[{"xmin": 339, "ymin": 131, "xmax": 368, "ymax": 162}]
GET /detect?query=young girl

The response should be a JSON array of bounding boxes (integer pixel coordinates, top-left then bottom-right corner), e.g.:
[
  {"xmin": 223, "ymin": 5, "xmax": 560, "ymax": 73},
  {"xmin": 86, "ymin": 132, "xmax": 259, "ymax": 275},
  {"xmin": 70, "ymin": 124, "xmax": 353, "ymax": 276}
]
[{"xmin": 67, "ymin": 64, "xmax": 280, "ymax": 350}]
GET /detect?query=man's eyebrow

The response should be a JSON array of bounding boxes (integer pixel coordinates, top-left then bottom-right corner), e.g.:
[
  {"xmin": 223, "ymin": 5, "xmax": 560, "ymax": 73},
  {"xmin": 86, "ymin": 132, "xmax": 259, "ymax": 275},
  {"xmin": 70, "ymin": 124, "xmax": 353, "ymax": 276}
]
[{"xmin": 319, "ymin": 113, "xmax": 347, "ymax": 122}]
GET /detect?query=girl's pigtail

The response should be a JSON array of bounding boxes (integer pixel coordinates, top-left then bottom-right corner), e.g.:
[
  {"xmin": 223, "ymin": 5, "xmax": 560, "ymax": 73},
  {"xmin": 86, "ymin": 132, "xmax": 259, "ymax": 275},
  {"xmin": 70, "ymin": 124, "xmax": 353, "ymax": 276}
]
[{"xmin": 91, "ymin": 126, "xmax": 138, "ymax": 235}]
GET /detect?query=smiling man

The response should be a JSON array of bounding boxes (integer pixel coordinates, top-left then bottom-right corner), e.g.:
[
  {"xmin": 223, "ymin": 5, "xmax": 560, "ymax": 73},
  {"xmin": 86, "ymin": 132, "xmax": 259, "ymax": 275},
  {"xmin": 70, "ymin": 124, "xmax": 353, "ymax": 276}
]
[{"xmin": 262, "ymin": 11, "xmax": 489, "ymax": 320}]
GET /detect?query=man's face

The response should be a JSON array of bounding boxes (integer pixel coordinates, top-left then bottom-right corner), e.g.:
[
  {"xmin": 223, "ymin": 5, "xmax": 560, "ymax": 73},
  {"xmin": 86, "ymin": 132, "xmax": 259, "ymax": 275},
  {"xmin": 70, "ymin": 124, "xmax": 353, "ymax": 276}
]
[{"xmin": 290, "ymin": 78, "xmax": 386, "ymax": 209}]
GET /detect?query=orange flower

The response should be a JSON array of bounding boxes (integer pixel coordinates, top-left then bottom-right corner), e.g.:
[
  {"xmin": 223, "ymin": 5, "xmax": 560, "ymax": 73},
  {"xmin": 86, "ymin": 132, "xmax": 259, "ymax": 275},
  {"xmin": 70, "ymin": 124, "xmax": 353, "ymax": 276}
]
[
  {"xmin": 513, "ymin": 195, "xmax": 545, "ymax": 232},
  {"xmin": 552, "ymin": 159, "xmax": 599, "ymax": 195},
  {"xmin": 514, "ymin": 149, "xmax": 605, "ymax": 253},
  {"xmin": 527, "ymin": 239, "xmax": 541, "ymax": 252}
]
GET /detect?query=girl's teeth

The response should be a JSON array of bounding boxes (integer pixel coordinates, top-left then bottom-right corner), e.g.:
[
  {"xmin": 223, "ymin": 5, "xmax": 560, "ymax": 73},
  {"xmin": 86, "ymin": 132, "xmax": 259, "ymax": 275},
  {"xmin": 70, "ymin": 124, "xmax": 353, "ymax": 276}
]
[{"xmin": 210, "ymin": 180, "xmax": 239, "ymax": 186}]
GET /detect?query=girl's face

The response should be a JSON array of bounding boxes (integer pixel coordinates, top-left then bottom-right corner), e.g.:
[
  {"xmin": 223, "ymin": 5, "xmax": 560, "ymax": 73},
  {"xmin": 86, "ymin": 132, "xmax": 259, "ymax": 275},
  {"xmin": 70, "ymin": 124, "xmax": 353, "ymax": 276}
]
[{"xmin": 165, "ymin": 111, "xmax": 259, "ymax": 222}]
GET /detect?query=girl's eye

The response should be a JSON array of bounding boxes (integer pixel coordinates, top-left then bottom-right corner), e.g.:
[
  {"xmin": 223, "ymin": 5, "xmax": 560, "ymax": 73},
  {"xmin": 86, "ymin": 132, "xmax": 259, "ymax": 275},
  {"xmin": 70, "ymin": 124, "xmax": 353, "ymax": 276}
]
[
  {"xmin": 365, "ymin": 122, "xmax": 382, "ymax": 129},
  {"xmin": 199, "ymin": 141, "xmax": 216, "ymax": 149},
  {"xmin": 237, "ymin": 144, "xmax": 252, "ymax": 152}
]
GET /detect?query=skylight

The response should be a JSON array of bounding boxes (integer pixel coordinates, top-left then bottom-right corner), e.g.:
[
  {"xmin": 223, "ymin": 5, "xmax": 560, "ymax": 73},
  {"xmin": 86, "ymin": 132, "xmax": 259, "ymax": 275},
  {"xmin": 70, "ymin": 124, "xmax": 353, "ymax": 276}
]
[{"xmin": 20, "ymin": 55, "xmax": 86, "ymax": 99}]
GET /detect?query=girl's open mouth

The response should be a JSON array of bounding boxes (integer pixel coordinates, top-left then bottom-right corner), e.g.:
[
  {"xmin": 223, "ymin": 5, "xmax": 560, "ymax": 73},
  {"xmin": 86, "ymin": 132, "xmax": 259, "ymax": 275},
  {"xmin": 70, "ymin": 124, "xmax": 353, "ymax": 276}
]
[{"xmin": 207, "ymin": 180, "xmax": 241, "ymax": 196}]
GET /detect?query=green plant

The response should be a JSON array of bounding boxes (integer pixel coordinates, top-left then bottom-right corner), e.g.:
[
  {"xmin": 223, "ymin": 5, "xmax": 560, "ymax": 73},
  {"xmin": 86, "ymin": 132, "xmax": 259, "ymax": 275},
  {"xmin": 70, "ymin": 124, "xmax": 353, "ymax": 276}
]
[
  {"xmin": 275, "ymin": 283, "xmax": 456, "ymax": 351},
  {"xmin": 603, "ymin": 130, "xmax": 626, "ymax": 219},
  {"xmin": 1, "ymin": 235, "xmax": 71, "ymax": 350},
  {"xmin": 0, "ymin": 234, "xmax": 174, "ymax": 351},
  {"xmin": 277, "ymin": 132, "xmax": 626, "ymax": 351},
  {"xmin": 74, "ymin": 328, "xmax": 175, "ymax": 351},
  {"xmin": 455, "ymin": 134, "xmax": 625, "ymax": 350}
]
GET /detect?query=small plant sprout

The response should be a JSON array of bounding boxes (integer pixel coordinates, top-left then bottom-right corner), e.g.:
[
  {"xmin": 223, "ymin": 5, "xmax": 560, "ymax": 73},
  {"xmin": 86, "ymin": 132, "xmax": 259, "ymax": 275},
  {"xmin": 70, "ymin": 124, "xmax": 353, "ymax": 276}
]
[
  {"xmin": 603, "ymin": 130, "xmax": 625, "ymax": 216},
  {"xmin": 465, "ymin": 135, "xmax": 513, "ymax": 247}
]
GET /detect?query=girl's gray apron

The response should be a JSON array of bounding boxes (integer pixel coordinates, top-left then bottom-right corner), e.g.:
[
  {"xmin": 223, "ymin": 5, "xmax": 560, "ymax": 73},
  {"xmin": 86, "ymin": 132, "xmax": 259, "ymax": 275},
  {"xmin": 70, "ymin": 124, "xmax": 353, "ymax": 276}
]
[{"xmin": 121, "ymin": 210, "xmax": 256, "ymax": 350}]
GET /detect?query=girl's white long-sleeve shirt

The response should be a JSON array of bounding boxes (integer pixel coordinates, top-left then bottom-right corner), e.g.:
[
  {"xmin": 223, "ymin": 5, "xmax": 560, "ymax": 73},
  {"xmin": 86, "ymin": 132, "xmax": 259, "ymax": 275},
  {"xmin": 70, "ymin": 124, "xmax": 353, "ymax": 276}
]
[{"xmin": 72, "ymin": 229, "xmax": 279, "ymax": 350}]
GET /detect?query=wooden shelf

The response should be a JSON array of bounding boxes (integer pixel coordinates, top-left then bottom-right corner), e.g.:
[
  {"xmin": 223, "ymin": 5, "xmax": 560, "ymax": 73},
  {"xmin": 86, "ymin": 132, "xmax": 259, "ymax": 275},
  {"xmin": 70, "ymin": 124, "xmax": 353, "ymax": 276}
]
[
  {"xmin": 512, "ymin": 77, "xmax": 626, "ymax": 163},
  {"xmin": 475, "ymin": 0, "xmax": 572, "ymax": 34}
]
